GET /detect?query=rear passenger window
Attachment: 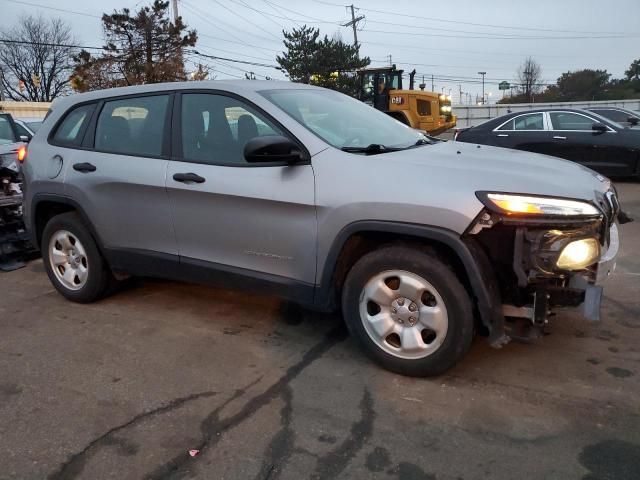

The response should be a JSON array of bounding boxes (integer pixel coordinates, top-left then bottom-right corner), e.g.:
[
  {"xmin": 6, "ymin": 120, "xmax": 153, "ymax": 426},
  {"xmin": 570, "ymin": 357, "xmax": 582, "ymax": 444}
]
[
  {"xmin": 52, "ymin": 104, "xmax": 95, "ymax": 145},
  {"xmin": 514, "ymin": 113, "xmax": 544, "ymax": 130},
  {"xmin": 95, "ymin": 95, "xmax": 168, "ymax": 156}
]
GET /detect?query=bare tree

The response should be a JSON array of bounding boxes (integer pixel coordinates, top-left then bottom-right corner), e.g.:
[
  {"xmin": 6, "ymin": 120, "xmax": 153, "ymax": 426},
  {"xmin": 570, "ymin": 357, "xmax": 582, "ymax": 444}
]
[
  {"xmin": 0, "ymin": 15, "xmax": 75, "ymax": 101},
  {"xmin": 517, "ymin": 57, "xmax": 543, "ymax": 102}
]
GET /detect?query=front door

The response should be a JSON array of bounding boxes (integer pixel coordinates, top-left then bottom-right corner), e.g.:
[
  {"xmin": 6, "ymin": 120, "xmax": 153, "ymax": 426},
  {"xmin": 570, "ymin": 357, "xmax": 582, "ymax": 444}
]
[
  {"xmin": 547, "ymin": 111, "xmax": 625, "ymax": 176},
  {"xmin": 166, "ymin": 92, "xmax": 317, "ymax": 302}
]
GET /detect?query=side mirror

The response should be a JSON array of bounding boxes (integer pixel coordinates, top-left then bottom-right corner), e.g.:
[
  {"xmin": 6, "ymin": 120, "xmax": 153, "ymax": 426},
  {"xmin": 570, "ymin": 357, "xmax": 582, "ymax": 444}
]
[
  {"xmin": 628, "ymin": 117, "xmax": 639, "ymax": 126},
  {"xmin": 592, "ymin": 123, "xmax": 608, "ymax": 133},
  {"xmin": 19, "ymin": 135, "xmax": 31, "ymax": 143},
  {"xmin": 244, "ymin": 135, "xmax": 308, "ymax": 164}
]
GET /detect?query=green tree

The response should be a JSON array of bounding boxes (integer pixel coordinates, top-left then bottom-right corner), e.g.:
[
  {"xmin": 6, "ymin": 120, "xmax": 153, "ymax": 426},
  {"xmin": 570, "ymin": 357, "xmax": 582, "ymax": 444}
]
[
  {"xmin": 71, "ymin": 0, "xmax": 196, "ymax": 92},
  {"xmin": 277, "ymin": 25, "xmax": 370, "ymax": 96},
  {"xmin": 534, "ymin": 69, "xmax": 611, "ymax": 102},
  {"xmin": 625, "ymin": 59, "xmax": 640, "ymax": 81}
]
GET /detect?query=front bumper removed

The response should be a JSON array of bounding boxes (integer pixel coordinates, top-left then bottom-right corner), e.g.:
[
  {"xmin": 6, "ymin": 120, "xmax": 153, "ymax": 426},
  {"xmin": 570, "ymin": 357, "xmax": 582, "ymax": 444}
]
[{"xmin": 502, "ymin": 221, "xmax": 619, "ymax": 331}]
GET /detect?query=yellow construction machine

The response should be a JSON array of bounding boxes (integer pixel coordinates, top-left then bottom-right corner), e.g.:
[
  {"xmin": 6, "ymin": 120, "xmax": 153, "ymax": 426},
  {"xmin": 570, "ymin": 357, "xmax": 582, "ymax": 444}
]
[{"xmin": 357, "ymin": 66, "xmax": 456, "ymax": 135}]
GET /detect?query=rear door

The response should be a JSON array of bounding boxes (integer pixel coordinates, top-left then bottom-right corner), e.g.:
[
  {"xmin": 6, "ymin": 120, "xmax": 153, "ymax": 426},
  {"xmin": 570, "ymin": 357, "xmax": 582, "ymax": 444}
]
[
  {"xmin": 166, "ymin": 92, "xmax": 317, "ymax": 301},
  {"xmin": 61, "ymin": 93, "xmax": 178, "ymax": 272},
  {"xmin": 547, "ymin": 111, "xmax": 631, "ymax": 176}
]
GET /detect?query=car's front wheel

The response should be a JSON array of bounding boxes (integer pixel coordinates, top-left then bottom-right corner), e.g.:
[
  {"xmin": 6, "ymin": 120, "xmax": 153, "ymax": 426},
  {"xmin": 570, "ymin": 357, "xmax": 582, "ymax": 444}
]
[
  {"xmin": 42, "ymin": 212, "xmax": 113, "ymax": 303},
  {"xmin": 342, "ymin": 245, "xmax": 474, "ymax": 377}
]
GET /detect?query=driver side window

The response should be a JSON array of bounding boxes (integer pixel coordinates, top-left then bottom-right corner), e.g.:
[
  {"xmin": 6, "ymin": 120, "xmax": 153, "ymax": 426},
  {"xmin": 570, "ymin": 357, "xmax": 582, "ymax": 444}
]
[{"xmin": 180, "ymin": 93, "xmax": 283, "ymax": 166}]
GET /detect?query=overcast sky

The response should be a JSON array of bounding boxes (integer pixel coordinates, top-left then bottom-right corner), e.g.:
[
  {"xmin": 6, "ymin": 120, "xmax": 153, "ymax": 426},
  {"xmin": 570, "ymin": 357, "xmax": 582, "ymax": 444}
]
[{"xmin": 3, "ymin": 0, "xmax": 640, "ymax": 103}]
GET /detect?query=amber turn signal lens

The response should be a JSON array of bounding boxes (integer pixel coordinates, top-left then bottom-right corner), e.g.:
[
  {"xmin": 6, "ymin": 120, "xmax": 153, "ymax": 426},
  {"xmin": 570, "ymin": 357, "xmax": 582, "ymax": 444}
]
[
  {"xmin": 485, "ymin": 193, "xmax": 600, "ymax": 216},
  {"xmin": 17, "ymin": 146, "xmax": 26, "ymax": 162}
]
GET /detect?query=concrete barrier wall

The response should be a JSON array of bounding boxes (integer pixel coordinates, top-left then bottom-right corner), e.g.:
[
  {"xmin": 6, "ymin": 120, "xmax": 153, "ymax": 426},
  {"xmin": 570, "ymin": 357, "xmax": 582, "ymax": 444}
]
[
  {"xmin": 453, "ymin": 99, "xmax": 640, "ymax": 128},
  {"xmin": 0, "ymin": 101, "xmax": 51, "ymax": 120}
]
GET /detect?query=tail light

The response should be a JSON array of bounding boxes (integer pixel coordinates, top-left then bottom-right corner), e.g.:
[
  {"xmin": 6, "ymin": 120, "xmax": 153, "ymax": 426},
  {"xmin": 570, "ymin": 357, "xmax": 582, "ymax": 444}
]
[{"xmin": 17, "ymin": 145, "xmax": 26, "ymax": 162}]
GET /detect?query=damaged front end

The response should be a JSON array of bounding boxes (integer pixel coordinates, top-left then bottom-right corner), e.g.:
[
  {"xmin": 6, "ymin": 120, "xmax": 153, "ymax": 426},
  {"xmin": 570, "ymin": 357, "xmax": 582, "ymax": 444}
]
[
  {"xmin": 466, "ymin": 189, "xmax": 625, "ymax": 343},
  {"xmin": 1, "ymin": 149, "xmax": 35, "ymax": 271}
]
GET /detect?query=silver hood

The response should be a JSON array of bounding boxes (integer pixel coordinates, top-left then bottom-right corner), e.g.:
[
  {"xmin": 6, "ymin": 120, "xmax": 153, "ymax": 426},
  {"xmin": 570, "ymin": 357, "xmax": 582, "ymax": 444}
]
[{"xmin": 396, "ymin": 141, "xmax": 611, "ymax": 201}]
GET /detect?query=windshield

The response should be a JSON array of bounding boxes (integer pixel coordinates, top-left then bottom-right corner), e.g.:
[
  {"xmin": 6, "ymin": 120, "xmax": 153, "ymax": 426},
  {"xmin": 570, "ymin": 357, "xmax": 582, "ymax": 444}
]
[
  {"xmin": 0, "ymin": 115, "xmax": 18, "ymax": 145},
  {"xmin": 261, "ymin": 88, "xmax": 423, "ymax": 150}
]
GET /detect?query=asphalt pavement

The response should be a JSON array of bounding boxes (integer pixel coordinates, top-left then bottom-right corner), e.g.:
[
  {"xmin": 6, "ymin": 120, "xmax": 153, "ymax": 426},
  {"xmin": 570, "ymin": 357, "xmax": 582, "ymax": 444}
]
[{"xmin": 1, "ymin": 183, "xmax": 639, "ymax": 480}]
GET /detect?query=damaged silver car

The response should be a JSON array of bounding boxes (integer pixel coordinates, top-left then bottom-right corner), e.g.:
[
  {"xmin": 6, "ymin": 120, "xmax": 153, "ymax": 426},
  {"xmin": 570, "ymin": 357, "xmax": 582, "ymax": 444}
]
[{"xmin": 21, "ymin": 81, "xmax": 628, "ymax": 376}]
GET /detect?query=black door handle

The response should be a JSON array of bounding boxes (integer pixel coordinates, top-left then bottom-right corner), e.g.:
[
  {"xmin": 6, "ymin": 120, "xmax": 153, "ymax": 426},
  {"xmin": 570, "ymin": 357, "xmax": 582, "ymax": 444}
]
[
  {"xmin": 173, "ymin": 172, "xmax": 206, "ymax": 184},
  {"xmin": 73, "ymin": 162, "xmax": 96, "ymax": 172}
]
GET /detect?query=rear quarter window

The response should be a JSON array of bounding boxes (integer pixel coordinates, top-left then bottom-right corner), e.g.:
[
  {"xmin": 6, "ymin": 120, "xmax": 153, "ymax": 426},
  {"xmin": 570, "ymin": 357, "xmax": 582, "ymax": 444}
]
[{"xmin": 52, "ymin": 104, "xmax": 96, "ymax": 146}]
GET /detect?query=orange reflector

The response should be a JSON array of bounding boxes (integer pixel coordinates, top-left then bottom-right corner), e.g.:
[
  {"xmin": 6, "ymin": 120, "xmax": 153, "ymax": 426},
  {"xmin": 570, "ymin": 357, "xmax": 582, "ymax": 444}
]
[{"xmin": 17, "ymin": 145, "xmax": 26, "ymax": 162}]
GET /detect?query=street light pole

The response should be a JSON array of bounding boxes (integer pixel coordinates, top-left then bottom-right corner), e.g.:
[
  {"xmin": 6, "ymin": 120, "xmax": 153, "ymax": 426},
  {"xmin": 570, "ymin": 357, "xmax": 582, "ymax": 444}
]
[{"xmin": 478, "ymin": 71, "xmax": 486, "ymax": 105}]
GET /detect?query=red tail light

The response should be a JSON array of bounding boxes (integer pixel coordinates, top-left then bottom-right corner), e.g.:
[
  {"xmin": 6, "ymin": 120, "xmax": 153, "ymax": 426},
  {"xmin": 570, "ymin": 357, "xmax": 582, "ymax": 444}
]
[{"xmin": 17, "ymin": 145, "xmax": 26, "ymax": 162}]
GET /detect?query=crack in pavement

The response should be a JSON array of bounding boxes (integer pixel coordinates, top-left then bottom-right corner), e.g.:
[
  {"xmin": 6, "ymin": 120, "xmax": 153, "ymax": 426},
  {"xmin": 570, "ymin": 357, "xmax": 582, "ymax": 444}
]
[
  {"xmin": 47, "ymin": 391, "xmax": 218, "ymax": 480},
  {"xmin": 310, "ymin": 388, "xmax": 375, "ymax": 480},
  {"xmin": 144, "ymin": 324, "xmax": 348, "ymax": 480},
  {"xmin": 253, "ymin": 386, "xmax": 295, "ymax": 480}
]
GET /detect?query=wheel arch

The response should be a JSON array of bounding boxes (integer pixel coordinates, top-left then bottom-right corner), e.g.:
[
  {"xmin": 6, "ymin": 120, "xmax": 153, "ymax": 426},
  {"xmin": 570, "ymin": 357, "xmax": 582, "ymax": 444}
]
[
  {"xmin": 31, "ymin": 194, "xmax": 105, "ymax": 253},
  {"xmin": 315, "ymin": 221, "xmax": 504, "ymax": 341}
]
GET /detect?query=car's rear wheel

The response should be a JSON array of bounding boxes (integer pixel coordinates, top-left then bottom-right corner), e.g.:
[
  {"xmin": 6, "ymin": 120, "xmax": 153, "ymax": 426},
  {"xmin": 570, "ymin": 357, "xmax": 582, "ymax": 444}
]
[
  {"xmin": 42, "ymin": 212, "xmax": 113, "ymax": 303},
  {"xmin": 342, "ymin": 245, "xmax": 474, "ymax": 377}
]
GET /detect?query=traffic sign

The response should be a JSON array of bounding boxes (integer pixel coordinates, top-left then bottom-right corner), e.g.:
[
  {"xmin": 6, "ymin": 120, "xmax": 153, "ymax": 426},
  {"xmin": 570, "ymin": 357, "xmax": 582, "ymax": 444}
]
[{"xmin": 499, "ymin": 81, "xmax": 510, "ymax": 90}]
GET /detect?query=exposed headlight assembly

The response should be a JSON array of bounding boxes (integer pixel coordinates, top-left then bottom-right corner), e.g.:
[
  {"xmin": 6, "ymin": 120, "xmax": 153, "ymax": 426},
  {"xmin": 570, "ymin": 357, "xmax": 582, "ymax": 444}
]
[
  {"xmin": 477, "ymin": 192, "xmax": 601, "ymax": 217},
  {"xmin": 557, "ymin": 238, "xmax": 600, "ymax": 270}
]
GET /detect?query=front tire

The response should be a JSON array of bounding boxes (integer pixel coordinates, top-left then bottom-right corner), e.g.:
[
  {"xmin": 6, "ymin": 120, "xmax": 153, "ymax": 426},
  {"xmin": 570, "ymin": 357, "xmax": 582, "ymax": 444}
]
[
  {"xmin": 342, "ymin": 245, "xmax": 474, "ymax": 377},
  {"xmin": 42, "ymin": 212, "xmax": 113, "ymax": 303}
]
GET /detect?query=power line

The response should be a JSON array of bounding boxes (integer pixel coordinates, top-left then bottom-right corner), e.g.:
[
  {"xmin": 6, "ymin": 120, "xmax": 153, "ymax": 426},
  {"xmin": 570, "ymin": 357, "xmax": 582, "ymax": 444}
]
[
  {"xmin": 260, "ymin": 0, "xmax": 301, "ymax": 27},
  {"xmin": 230, "ymin": 0, "xmax": 285, "ymax": 29},
  {"xmin": 348, "ymin": 4, "xmax": 633, "ymax": 35},
  {"xmin": 182, "ymin": 0, "xmax": 282, "ymax": 49},
  {"xmin": 261, "ymin": 0, "xmax": 328, "ymax": 23},
  {"xmin": 362, "ymin": 18, "xmax": 637, "ymax": 39},
  {"xmin": 362, "ymin": 28, "xmax": 636, "ymax": 41},
  {"xmin": 0, "ymin": 0, "xmax": 101, "ymax": 18},
  {"xmin": 208, "ymin": 0, "xmax": 282, "ymax": 41},
  {"xmin": 0, "ymin": 38, "xmax": 104, "ymax": 50},
  {"xmin": 190, "ymin": 50, "xmax": 282, "ymax": 70}
]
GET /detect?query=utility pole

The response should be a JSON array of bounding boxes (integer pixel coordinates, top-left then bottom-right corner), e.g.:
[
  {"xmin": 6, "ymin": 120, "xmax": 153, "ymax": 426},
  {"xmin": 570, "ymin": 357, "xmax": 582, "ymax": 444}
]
[
  {"xmin": 387, "ymin": 54, "xmax": 392, "ymax": 67},
  {"xmin": 342, "ymin": 5, "xmax": 365, "ymax": 47},
  {"xmin": 459, "ymin": 84, "xmax": 463, "ymax": 105},
  {"xmin": 431, "ymin": 74, "xmax": 434, "ymax": 92},
  {"xmin": 478, "ymin": 71, "xmax": 486, "ymax": 105},
  {"xmin": 171, "ymin": 0, "xmax": 179, "ymax": 23},
  {"xmin": 171, "ymin": 0, "xmax": 179, "ymax": 22}
]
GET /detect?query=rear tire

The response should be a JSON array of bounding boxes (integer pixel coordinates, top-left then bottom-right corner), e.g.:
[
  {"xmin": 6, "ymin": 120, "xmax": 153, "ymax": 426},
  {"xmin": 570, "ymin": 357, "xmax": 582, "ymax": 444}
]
[
  {"xmin": 41, "ymin": 212, "xmax": 114, "ymax": 303},
  {"xmin": 342, "ymin": 245, "xmax": 474, "ymax": 377}
]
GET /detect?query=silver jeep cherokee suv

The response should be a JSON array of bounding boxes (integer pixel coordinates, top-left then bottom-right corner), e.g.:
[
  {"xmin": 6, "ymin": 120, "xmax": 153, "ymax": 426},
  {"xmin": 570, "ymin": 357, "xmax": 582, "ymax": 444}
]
[{"xmin": 21, "ymin": 81, "xmax": 621, "ymax": 376}]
